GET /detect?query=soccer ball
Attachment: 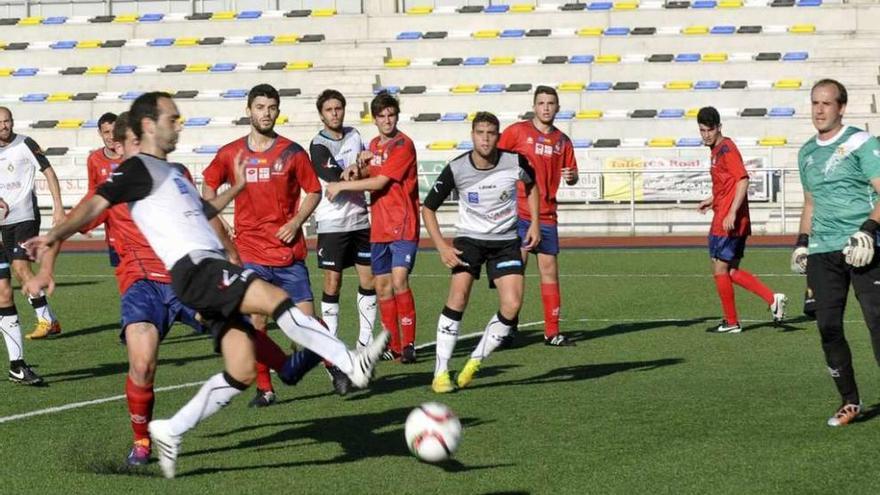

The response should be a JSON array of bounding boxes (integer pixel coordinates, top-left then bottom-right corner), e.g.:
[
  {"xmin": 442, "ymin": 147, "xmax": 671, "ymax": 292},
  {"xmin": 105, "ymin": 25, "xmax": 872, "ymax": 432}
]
[{"xmin": 404, "ymin": 402, "xmax": 462, "ymax": 462}]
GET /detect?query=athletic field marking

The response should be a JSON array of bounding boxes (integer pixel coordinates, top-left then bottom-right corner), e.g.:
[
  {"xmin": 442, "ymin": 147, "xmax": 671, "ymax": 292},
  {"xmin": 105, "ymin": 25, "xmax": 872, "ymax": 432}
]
[{"xmin": 54, "ymin": 273, "xmax": 801, "ymax": 279}]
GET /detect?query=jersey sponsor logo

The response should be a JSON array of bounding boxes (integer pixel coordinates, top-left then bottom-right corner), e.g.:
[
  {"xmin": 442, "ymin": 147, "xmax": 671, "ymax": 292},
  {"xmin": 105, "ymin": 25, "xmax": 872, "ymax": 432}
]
[
  {"xmin": 172, "ymin": 177, "xmax": 189, "ymax": 194},
  {"xmin": 467, "ymin": 192, "xmax": 479, "ymax": 204},
  {"xmin": 433, "ymin": 180, "xmax": 443, "ymax": 193},
  {"xmin": 321, "ymin": 260, "xmax": 336, "ymax": 266},
  {"xmin": 246, "ymin": 168, "xmax": 259, "ymax": 182},
  {"xmin": 259, "ymin": 168, "xmax": 270, "ymax": 180},
  {"xmin": 357, "ymin": 251, "xmax": 371, "ymax": 258},
  {"xmin": 496, "ymin": 260, "xmax": 522, "ymax": 269},
  {"xmin": 219, "ymin": 269, "xmax": 241, "ymax": 289},
  {"xmin": 534, "ymin": 143, "xmax": 554, "ymax": 157}
]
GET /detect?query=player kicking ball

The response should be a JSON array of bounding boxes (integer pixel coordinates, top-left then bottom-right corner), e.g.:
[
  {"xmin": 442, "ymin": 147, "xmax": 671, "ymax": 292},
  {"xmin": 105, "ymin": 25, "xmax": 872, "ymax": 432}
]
[
  {"xmin": 695, "ymin": 107, "xmax": 786, "ymax": 333},
  {"xmin": 422, "ymin": 112, "xmax": 540, "ymax": 393}
]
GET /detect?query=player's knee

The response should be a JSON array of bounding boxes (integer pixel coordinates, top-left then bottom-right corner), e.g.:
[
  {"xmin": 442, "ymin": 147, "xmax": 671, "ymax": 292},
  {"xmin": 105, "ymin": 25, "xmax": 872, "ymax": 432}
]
[
  {"xmin": 11, "ymin": 262, "xmax": 30, "ymax": 283},
  {"xmin": 323, "ymin": 272, "xmax": 342, "ymax": 294},
  {"xmin": 816, "ymin": 308, "xmax": 845, "ymax": 344},
  {"xmin": 499, "ymin": 299, "xmax": 521, "ymax": 319},
  {"xmin": 129, "ymin": 360, "xmax": 156, "ymax": 384},
  {"xmin": 391, "ymin": 277, "xmax": 410, "ymax": 294}
]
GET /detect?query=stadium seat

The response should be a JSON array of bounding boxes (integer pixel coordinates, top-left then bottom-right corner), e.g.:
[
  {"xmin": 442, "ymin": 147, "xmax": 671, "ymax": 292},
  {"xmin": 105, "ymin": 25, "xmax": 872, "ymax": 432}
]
[
  {"xmin": 783, "ymin": 51, "xmax": 809, "ymax": 61},
  {"xmin": 557, "ymin": 110, "xmax": 576, "ymax": 120},
  {"xmin": 756, "ymin": 52, "xmax": 781, "ymax": 61},
  {"xmin": 457, "ymin": 141, "xmax": 474, "ymax": 150},
  {"xmin": 211, "ymin": 11, "xmax": 236, "ymax": 21},
  {"xmin": 677, "ymin": 137, "xmax": 703, "ymax": 146},
  {"xmin": 631, "ymin": 27, "xmax": 657, "ymax": 35},
  {"xmin": 148, "ymin": 38, "xmax": 175, "ymax": 47},
  {"xmin": 463, "ymin": 57, "xmax": 489, "ymax": 66},
  {"xmin": 682, "ymin": 25, "xmax": 709, "ymax": 35},
  {"xmin": 81, "ymin": 119, "xmax": 99, "ymax": 128},
  {"xmin": 57, "ymin": 119, "xmax": 83, "ymax": 128},
  {"xmin": 374, "ymin": 86, "xmax": 400, "ymax": 94},
  {"xmin": 31, "ymin": 120, "xmax": 58, "ymax": 129},
  {"xmin": 543, "ymin": 56, "xmax": 569, "ymax": 64},
  {"xmin": 237, "ymin": 11, "xmax": 262, "ymax": 19},
  {"xmin": 614, "ymin": 82, "xmax": 639, "ymax": 90},
  {"xmin": 13, "ymin": 68, "xmax": 38, "ymax": 77},
  {"xmin": 19, "ymin": 17, "xmax": 43, "ymax": 25},
  {"xmin": 507, "ymin": 83, "xmax": 533, "ymax": 92},
  {"xmin": 50, "ymin": 41, "xmax": 77, "ymax": 49},
  {"xmin": 113, "ymin": 14, "xmax": 138, "ymax": 23},
  {"xmin": 221, "ymin": 89, "xmax": 248, "ymax": 98},
  {"xmin": 437, "ymin": 57, "xmax": 463, "ymax": 66},
  {"xmin": 588, "ymin": 82, "xmax": 613, "ymax": 91},
  {"xmin": 593, "ymin": 139, "xmax": 621, "ymax": 148},
  {"xmin": 675, "ymin": 53, "xmax": 701, "ymax": 62},
  {"xmin": 738, "ymin": 25, "xmax": 762, "ymax": 33},
  {"xmin": 120, "ymin": 91, "xmax": 144, "ymax": 100},
  {"xmin": 194, "ymin": 145, "xmax": 221, "ymax": 154},
  {"xmin": 797, "ymin": 0, "xmax": 822, "ymax": 5},
  {"xmin": 511, "ymin": 3, "xmax": 535, "ymax": 12},
  {"xmin": 428, "ymin": 141, "xmax": 458, "ymax": 150},
  {"xmin": 484, "ymin": 5, "xmax": 510, "ymax": 13},
  {"xmin": 210, "ymin": 63, "xmax": 236, "ymax": 72},
  {"xmin": 74, "ymin": 93, "xmax": 98, "ymax": 101},
  {"xmin": 741, "ymin": 108, "xmax": 767, "ymax": 117},
  {"xmin": 424, "ymin": 31, "xmax": 448, "ymax": 39},
  {"xmin": 665, "ymin": 81, "xmax": 694, "ymax": 89},
  {"xmin": 596, "ymin": 54, "xmax": 621, "ymax": 63},
  {"xmin": 695, "ymin": 80, "xmax": 721, "ymax": 90},
  {"xmin": 285, "ymin": 61, "xmax": 313, "ymax": 70},
  {"xmin": 649, "ymin": 138, "xmax": 676, "ymax": 147},
  {"xmin": 185, "ymin": 63, "xmax": 211, "ymax": 73},
  {"xmin": 718, "ymin": 0, "xmax": 743, "ymax": 7},
  {"xmin": 575, "ymin": 110, "xmax": 602, "ymax": 120},
  {"xmin": 473, "ymin": 30, "xmax": 500, "ymax": 39},
  {"xmin": 501, "ymin": 29, "xmax": 526, "ymax": 38},
  {"xmin": 768, "ymin": 107, "xmax": 796, "ymax": 117},
  {"xmin": 711, "ymin": 25, "xmax": 736, "ymax": 34},
  {"xmin": 77, "ymin": 40, "xmax": 102, "ymax": 49},
  {"xmin": 604, "ymin": 27, "xmax": 630, "ymax": 36},
  {"xmin": 20, "ymin": 93, "xmax": 48, "ymax": 102},
  {"xmin": 692, "ymin": 0, "xmax": 717, "ymax": 7},
  {"xmin": 442, "ymin": 113, "xmax": 468, "ymax": 122},
  {"xmin": 789, "ymin": 24, "xmax": 816, "ymax": 33},
  {"xmin": 43, "ymin": 16, "xmax": 67, "ymax": 24},
  {"xmin": 385, "ymin": 58, "xmax": 411, "ymax": 68},
  {"xmin": 774, "ymin": 79, "xmax": 802, "ymax": 89},
  {"xmin": 274, "ymin": 34, "xmax": 300, "ymax": 44},
  {"xmin": 248, "ymin": 35, "xmax": 275, "ymax": 44},
  {"xmin": 174, "ymin": 37, "xmax": 199, "ymax": 46},
  {"xmin": 139, "ymin": 13, "xmax": 164, "ymax": 22},
  {"xmin": 573, "ymin": 139, "xmax": 593, "ymax": 148},
  {"xmin": 489, "ymin": 56, "xmax": 515, "ymax": 65},
  {"xmin": 759, "ymin": 136, "xmax": 787, "ymax": 146},
  {"xmin": 702, "ymin": 53, "xmax": 728, "ymax": 62},
  {"xmin": 110, "ymin": 65, "xmax": 137, "ymax": 74},
  {"xmin": 613, "ymin": 1, "xmax": 639, "ymax": 9},
  {"xmin": 659, "ymin": 109, "xmax": 685, "ymax": 118},
  {"xmin": 630, "ymin": 109, "xmax": 657, "ymax": 119},
  {"xmin": 275, "ymin": 115, "xmax": 288, "ymax": 125},
  {"xmin": 414, "ymin": 113, "xmax": 441, "ymax": 122},
  {"xmin": 458, "ymin": 5, "xmax": 484, "ymax": 13},
  {"xmin": 561, "ymin": 2, "xmax": 587, "ymax": 9},
  {"xmin": 480, "ymin": 84, "xmax": 506, "ymax": 93},
  {"xmin": 407, "ymin": 6, "xmax": 433, "ymax": 14},
  {"xmin": 771, "ymin": 0, "xmax": 795, "ymax": 5},
  {"xmin": 397, "ymin": 31, "xmax": 422, "ymax": 40},
  {"xmin": 451, "ymin": 84, "xmax": 479, "ymax": 93},
  {"xmin": 172, "ymin": 90, "xmax": 197, "ymax": 99},
  {"xmin": 648, "ymin": 54, "xmax": 675, "ymax": 62},
  {"xmin": 44, "ymin": 147, "xmax": 69, "ymax": 156},
  {"xmin": 60, "ymin": 67, "xmax": 87, "ymax": 75},
  {"xmin": 577, "ymin": 27, "xmax": 604, "ymax": 36},
  {"xmin": 558, "ymin": 81, "xmax": 586, "ymax": 92},
  {"xmin": 570, "ymin": 55, "xmax": 595, "ymax": 64},
  {"xmin": 0, "ymin": 68, "xmax": 11, "ymax": 76},
  {"xmin": 185, "ymin": 13, "xmax": 212, "ymax": 20},
  {"xmin": 47, "ymin": 93, "xmax": 73, "ymax": 102},
  {"xmin": 587, "ymin": 2, "xmax": 613, "ymax": 10},
  {"xmin": 401, "ymin": 86, "xmax": 427, "ymax": 94}
]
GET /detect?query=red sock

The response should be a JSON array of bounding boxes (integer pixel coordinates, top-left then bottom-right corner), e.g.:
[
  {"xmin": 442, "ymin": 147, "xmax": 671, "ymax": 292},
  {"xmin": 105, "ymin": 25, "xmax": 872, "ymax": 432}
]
[
  {"xmin": 395, "ymin": 289, "xmax": 416, "ymax": 348},
  {"xmin": 251, "ymin": 327, "xmax": 275, "ymax": 392},
  {"xmin": 125, "ymin": 376, "xmax": 154, "ymax": 442},
  {"xmin": 540, "ymin": 283, "xmax": 561, "ymax": 338},
  {"xmin": 713, "ymin": 274, "xmax": 738, "ymax": 324},
  {"xmin": 730, "ymin": 269, "xmax": 774, "ymax": 305},
  {"xmin": 379, "ymin": 297, "xmax": 401, "ymax": 354}
]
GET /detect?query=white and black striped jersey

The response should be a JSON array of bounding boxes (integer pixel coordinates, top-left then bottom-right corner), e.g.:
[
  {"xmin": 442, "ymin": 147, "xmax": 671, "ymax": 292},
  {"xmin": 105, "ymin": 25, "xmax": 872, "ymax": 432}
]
[
  {"xmin": 96, "ymin": 153, "xmax": 223, "ymax": 269},
  {"xmin": 0, "ymin": 134, "xmax": 51, "ymax": 225},
  {"xmin": 309, "ymin": 127, "xmax": 370, "ymax": 234},
  {"xmin": 423, "ymin": 150, "xmax": 534, "ymax": 241}
]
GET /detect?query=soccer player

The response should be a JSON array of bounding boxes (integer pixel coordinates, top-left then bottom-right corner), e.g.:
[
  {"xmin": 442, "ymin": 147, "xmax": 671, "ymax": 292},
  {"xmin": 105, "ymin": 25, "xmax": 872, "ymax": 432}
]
[
  {"xmin": 791, "ymin": 79, "xmax": 880, "ymax": 426},
  {"xmin": 86, "ymin": 111, "xmax": 124, "ymax": 266},
  {"xmin": 0, "ymin": 107, "xmax": 65, "ymax": 340},
  {"xmin": 695, "ymin": 107, "xmax": 787, "ymax": 334},
  {"xmin": 497, "ymin": 86, "xmax": 578, "ymax": 346},
  {"xmin": 202, "ymin": 83, "xmax": 335, "ymax": 407},
  {"xmin": 309, "ymin": 89, "xmax": 377, "ymax": 349},
  {"xmin": 24, "ymin": 92, "xmax": 387, "ymax": 479},
  {"xmin": 325, "ymin": 91, "xmax": 420, "ymax": 363},
  {"xmin": 422, "ymin": 112, "xmax": 540, "ymax": 393}
]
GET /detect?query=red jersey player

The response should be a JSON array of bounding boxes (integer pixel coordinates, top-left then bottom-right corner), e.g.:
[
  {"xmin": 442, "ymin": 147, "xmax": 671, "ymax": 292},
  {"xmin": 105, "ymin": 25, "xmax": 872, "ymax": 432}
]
[
  {"xmin": 498, "ymin": 86, "xmax": 578, "ymax": 346},
  {"xmin": 696, "ymin": 106, "xmax": 786, "ymax": 333},
  {"xmin": 326, "ymin": 91, "xmax": 421, "ymax": 364},
  {"xmin": 86, "ymin": 112, "xmax": 124, "ymax": 266}
]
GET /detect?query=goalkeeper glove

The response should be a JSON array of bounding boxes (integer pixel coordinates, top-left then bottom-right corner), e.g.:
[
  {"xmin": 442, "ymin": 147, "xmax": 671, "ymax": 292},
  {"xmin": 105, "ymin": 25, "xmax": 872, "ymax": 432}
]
[
  {"xmin": 843, "ymin": 219, "xmax": 879, "ymax": 268},
  {"xmin": 791, "ymin": 233, "xmax": 809, "ymax": 274}
]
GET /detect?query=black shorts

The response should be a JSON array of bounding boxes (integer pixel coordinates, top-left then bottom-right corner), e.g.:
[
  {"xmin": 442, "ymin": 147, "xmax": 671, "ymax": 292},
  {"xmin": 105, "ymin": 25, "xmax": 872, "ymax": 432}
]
[
  {"xmin": 317, "ymin": 228, "xmax": 372, "ymax": 272},
  {"xmin": 171, "ymin": 253, "xmax": 257, "ymax": 352},
  {"xmin": 0, "ymin": 220, "xmax": 39, "ymax": 261},
  {"xmin": 806, "ymin": 251, "xmax": 880, "ymax": 311},
  {"xmin": 452, "ymin": 237, "xmax": 524, "ymax": 283}
]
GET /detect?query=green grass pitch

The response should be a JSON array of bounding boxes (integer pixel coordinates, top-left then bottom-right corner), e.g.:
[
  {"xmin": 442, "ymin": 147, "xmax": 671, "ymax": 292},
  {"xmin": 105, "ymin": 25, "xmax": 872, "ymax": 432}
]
[{"xmin": 1, "ymin": 248, "xmax": 879, "ymax": 494}]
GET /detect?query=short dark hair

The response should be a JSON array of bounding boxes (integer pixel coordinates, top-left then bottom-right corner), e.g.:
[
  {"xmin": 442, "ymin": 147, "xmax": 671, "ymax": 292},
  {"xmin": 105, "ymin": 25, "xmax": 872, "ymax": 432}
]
[
  {"xmin": 811, "ymin": 78, "xmax": 848, "ymax": 106},
  {"xmin": 533, "ymin": 85, "xmax": 559, "ymax": 104},
  {"xmin": 247, "ymin": 83, "xmax": 280, "ymax": 108},
  {"xmin": 317, "ymin": 89, "xmax": 346, "ymax": 112},
  {"xmin": 471, "ymin": 111, "xmax": 500, "ymax": 131},
  {"xmin": 97, "ymin": 112, "xmax": 117, "ymax": 128},
  {"xmin": 129, "ymin": 91, "xmax": 173, "ymax": 139},
  {"xmin": 112, "ymin": 111, "xmax": 129, "ymax": 143},
  {"xmin": 370, "ymin": 91, "xmax": 400, "ymax": 117},
  {"xmin": 697, "ymin": 106, "xmax": 721, "ymax": 128}
]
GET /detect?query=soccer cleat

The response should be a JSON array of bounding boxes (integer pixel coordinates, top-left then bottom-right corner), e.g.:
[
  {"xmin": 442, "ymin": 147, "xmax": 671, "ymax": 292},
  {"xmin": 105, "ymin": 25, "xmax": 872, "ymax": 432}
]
[
  {"xmin": 827, "ymin": 402, "xmax": 862, "ymax": 427},
  {"xmin": 348, "ymin": 330, "xmax": 389, "ymax": 389},
  {"xmin": 25, "ymin": 320, "xmax": 61, "ymax": 340},
  {"xmin": 544, "ymin": 334, "xmax": 576, "ymax": 346},
  {"xmin": 400, "ymin": 344, "xmax": 417, "ymax": 364},
  {"xmin": 498, "ymin": 328, "xmax": 517, "ymax": 349},
  {"xmin": 149, "ymin": 419, "xmax": 181, "ymax": 479},
  {"xmin": 770, "ymin": 293, "xmax": 787, "ymax": 322},
  {"xmin": 247, "ymin": 389, "xmax": 276, "ymax": 408},
  {"xmin": 381, "ymin": 349, "xmax": 400, "ymax": 361},
  {"xmin": 8, "ymin": 362, "xmax": 44, "ymax": 386},
  {"xmin": 432, "ymin": 371, "xmax": 455, "ymax": 394},
  {"xmin": 456, "ymin": 358, "xmax": 482, "ymax": 389},
  {"xmin": 126, "ymin": 439, "xmax": 151, "ymax": 466},
  {"xmin": 326, "ymin": 365, "xmax": 352, "ymax": 396},
  {"xmin": 708, "ymin": 320, "xmax": 742, "ymax": 334}
]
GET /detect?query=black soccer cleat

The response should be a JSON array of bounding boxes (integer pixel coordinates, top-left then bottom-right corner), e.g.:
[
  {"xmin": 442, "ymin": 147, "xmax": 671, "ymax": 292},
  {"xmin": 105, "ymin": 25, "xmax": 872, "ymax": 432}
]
[
  {"xmin": 498, "ymin": 328, "xmax": 518, "ymax": 349},
  {"xmin": 400, "ymin": 344, "xmax": 417, "ymax": 364},
  {"xmin": 544, "ymin": 334, "xmax": 576, "ymax": 347},
  {"xmin": 326, "ymin": 365, "xmax": 352, "ymax": 396},
  {"xmin": 248, "ymin": 388, "xmax": 276, "ymax": 408},
  {"xmin": 8, "ymin": 361, "xmax": 44, "ymax": 386}
]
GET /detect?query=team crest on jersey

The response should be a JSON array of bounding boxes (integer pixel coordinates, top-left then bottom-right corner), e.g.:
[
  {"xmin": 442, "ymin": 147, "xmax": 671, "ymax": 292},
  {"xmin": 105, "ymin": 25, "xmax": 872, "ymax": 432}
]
[
  {"xmin": 500, "ymin": 190, "xmax": 510, "ymax": 202},
  {"xmin": 273, "ymin": 158, "xmax": 284, "ymax": 173},
  {"xmin": 467, "ymin": 192, "xmax": 479, "ymax": 204}
]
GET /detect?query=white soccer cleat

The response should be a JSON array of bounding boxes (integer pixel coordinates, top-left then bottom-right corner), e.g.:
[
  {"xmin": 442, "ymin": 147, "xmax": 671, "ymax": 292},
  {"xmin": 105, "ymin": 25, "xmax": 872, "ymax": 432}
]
[
  {"xmin": 347, "ymin": 330, "xmax": 389, "ymax": 389},
  {"xmin": 770, "ymin": 293, "xmax": 787, "ymax": 322},
  {"xmin": 149, "ymin": 419, "xmax": 181, "ymax": 479}
]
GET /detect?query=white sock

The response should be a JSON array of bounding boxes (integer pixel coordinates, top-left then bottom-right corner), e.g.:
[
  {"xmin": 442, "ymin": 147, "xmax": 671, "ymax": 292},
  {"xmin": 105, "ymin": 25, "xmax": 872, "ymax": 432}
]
[
  {"xmin": 274, "ymin": 302, "xmax": 354, "ymax": 374},
  {"xmin": 356, "ymin": 289, "xmax": 377, "ymax": 348},
  {"xmin": 435, "ymin": 310, "xmax": 461, "ymax": 376},
  {"xmin": 28, "ymin": 292, "xmax": 54, "ymax": 323},
  {"xmin": 470, "ymin": 312, "xmax": 512, "ymax": 361},
  {"xmin": 167, "ymin": 372, "xmax": 245, "ymax": 436},
  {"xmin": 321, "ymin": 296, "xmax": 340, "ymax": 337},
  {"xmin": 0, "ymin": 307, "xmax": 23, "ymax": 362}
]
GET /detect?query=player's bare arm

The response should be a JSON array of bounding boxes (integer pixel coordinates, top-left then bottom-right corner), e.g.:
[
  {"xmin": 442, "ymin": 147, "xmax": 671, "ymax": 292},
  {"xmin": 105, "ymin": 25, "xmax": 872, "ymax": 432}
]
[
  {"xmin": 204, "ymin": 150, "xmax": 247, "ymax": 212},
  {"xmin": 41, "ymin": 166, "xmax": 66, "ymax": 226},
  {"xmin": 698, "ymin": 196, "xmax": 714, "ymax": 213},
  {"xmin": 24, "ymin": 194, "xmax": 111, "ymax": 266},
  {"xmin": 422, "ymin": 206, "xmax": 465, "ymax": 269},
  {"xmin": 522, "ymin": 182, "xmax": 542, "ymax": 250},
  {"xmin": 276, "ymin": 191, "xmax": 321, "ymax": 243},
  {"xmin": 724, "ymin": 178, "xmax": 749, "ymax": 232},
  {"xmin": 562, "ymin": 166, "xmax": 578, "ymax": 186},
  {"xmin": 791, "ymin": 191, "xmax": 814, "ymax": 274},
  {"xmin": 209, "ymin": 216, "xmax": 240, "ymax": 265},
  {"xmin": 326, "ymin": 175, "xmax": 390, "ymax": 201},
  {"xmin": 201, "ymin": 184, "xmax": 235, "ymax": 238}
]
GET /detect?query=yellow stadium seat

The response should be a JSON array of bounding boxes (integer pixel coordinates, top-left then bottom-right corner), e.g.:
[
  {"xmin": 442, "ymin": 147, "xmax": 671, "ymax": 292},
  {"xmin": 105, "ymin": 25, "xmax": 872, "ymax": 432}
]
[
  {"xmin": 613, "ymin": 1, "xmax": 639, "ymax": 10},
  {"xmin": 211, "ymin": 11, "xmax": 235, "ymax": 20},
  {"xmin": 274, "ymin": 34, "xmax": 299, "ymax": 44},
  {"xmin": 577, "ymin": 27, "xmax": 603, "ymax": 37},
  {"xmin": 473, "ymin": 30, "xmax": 500, "ymax": 39},
  {"xmin": 489, "ymin": 56, "xmax": 515, "ymax": 66},
  {"xmin": 702, "ymin": 53, "xmax": 728, "ymax": 62},
  {"xmin": 511, "ymin": 3, "xmax": 536, "ymax": 12},
  {"xmin": 789, "ymin": 24, "xmax": 816, "ymax": 33},
  {"xmin": 85, "ymin": 66, "xmax": 111, "ymax": 75},
  {"xmin": 558, "ymin": 81, "xmax": 586, "ymax": 92},
  {"xmin": 774, "ymin": 79, "xmax": 802, "ymax": 89},
  {"xmin": 0, "ymin": 42, "xmax": 5, "ymax": 50},
  {"xmin": 451, "ymin": 84, "xmax": 479, "ymax": 94},
  {"xmin": 428, "ymin": 141, "xmax": 457, "ymax": 151},
  {"xmin": 57, "ymin": 119, "xmax": 84, "ymax": 128},
  {"xmin": 174, "ymin": 37, "xmax": 199, "ymax": 46},
  {"xmin": 113, "ymin": 13, "xmax": 138, "ymax": 23},
  {"xmin": 384, "ymin": 58, "xmax": 411, "ymax": 68},
  {"xmin": 285, "ymin": 61, "xmax": 313, "ymax": 70},
  {"xmin": 47, "ymin": 93, "xmax": 73, "ymax": 102},
  {"xmin": 576, "ymin": 110, "xmax": 603, "ymax": 120},
  {"xmin": 718, "ymin": 0, "xmax": 743, "ymax": 7},
  {"xmin": 467, "ymin": 112, "xmax": 477, "ymax": 121},
  {"xmin": 360, "ymin": 113, "xmax": 373, "ymax": 124},
  {"xmin": 682, "ymin": 26, "xmax": 709, "ymax": 35},
  {"xmin": 649, "ymin": 138, "xmax": 676, "ymax": 148},
  {"xmin": 407, "ymin": 6, "xmax": 433, "ymax": 14},
  {"xmin": 312, "ymin": 8, "xmax": 337, "ymax": 17},
  {"xmin": 18, "ymin": 16, "xmax": 42, "ymax": 25},
  {"xmin": 759, "ymin": 137, "xmax": 787, "ymax": 146},
  {"xmin": 77, "ymin": 40, "xmax": 102, "ymax": 49},
  {"xmin": 596, "ymin": 54, "xmax": 621, "ymax": 64},
  {"xmin": 184, "ymin": 63, "xmax": 211, "ymax": 73},
  {"xmin": 275, "ymin": 115, "xmax": 288, "ymax": 125},
  {"xmin": 686, "ymin": 108, "xmax": 700, "ymax": 118},
  {"xmin": 0, "ymin": 68, "xmax": 12, "ymax": 77},
  {"xmin": 665, "ymin": 81, "xmax": 694, "ymax": 90}
]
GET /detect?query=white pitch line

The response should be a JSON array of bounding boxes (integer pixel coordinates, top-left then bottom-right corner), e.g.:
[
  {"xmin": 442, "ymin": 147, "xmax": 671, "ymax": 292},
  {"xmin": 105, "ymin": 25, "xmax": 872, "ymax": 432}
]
[{"xmin": 54, "ymin": 273, "xmax": 798, "ymax": 279}]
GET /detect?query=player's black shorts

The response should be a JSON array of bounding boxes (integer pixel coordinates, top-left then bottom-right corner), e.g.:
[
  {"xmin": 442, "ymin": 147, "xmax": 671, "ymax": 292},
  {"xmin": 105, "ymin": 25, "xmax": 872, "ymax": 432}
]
[
  {"xmin": 171, "ymin": 251, "xmax": 257, "ymax": 352},
  {"xmin": 806, "ymin": 251, "xmax": 880, "ymax": 311},
  {"xmin": 0, "ymin": 220, "xmax": 39, "ymax": 261},
  {"xmin": 452, "ymin": 237, "xmax": 524, "ymax": 283},
  {"xmin": 317, "ymin": 228, "xmax": 372, "ymax": 272}
]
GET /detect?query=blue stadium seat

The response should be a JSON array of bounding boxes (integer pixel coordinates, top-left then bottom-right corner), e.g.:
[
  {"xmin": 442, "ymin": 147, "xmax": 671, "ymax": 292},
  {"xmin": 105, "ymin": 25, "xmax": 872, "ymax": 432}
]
[
  {"xmin": 659, "ymin": 109, "xmax": 685, "ymax": 118},
  {"xmin": 484, "ymin": 4, "xmax": 510, "ymax": 13},
  {"xmin": 13, "ymin": 68, "xmax": 38, "ymax": 77},
  {"xmin": 797, "ymin": 0, "xmax": 821, "ymax": 5},
  {"xmin": 194, "ymin": 145, "xmax": 221, "ymax": 154},
  {"xmin": 692, "ymin": 0, "xmax": 717, "ymax": 7},
  {"xmin": 139, "ymin": 13, "xmax": 164, "ymax": 22},
  {"xmin": 210, "ymin": 63, "xmax": 237, "ymax": 72},
  {"xmin": 185, "ymin": 117, "xmax": 211, "ymax": 127},
  {"xmin": 148, "ymin": 38, "xmax": 175, "ymax": 47},
  {"xmin": 442, "ymin": 113, "xmax": 468, "ymax": 122},
  {"xmin": 570, "ymin": 55, "xmax": 595, "ymax": 64},
  {"xmin": 768, "ymin": 107, "xmax": 796, "ymax": 117},
  {"xmin": 695, "ymin": 80, "xmax": 721, "ymax": 90},
  {"xmin": 588, "ymin": 81, "xmax": 613, "ymax": 91},
  {"xmin": 604, "ymin": 27, "xmax": 630, "ymax": 36},
  {"xmin": 573, "ymin": 139, "xmax": 593, "ymax": 148},
  {"xmin": 396, "ymin": 31, "xmax": 422, "ymax": 40},
  {"xmin": 463, "ymin": 57, "xmax": 489, "ymax": 66},
  {"xmin": 43, "ymin": 16, "xmax": 67, "ymax": 24},
  {"xmin": 237, "ymin": 10, "xmax": 262, "ymax": 19},
  {"xmin": 557, "ymin": 110, "xmax": 576, "ymax": 120},
  {"xmin": 710, "ymin": 25, "xmax": 736, "ymax": 34},
  {"xmin": 457, "ymin": 141, "xmax": 474, "ymax": 150},
  {"xmin": 373, "ymin": 86, "xmax": 400, "ymax": 95},
  {"xmin": 20, "ymin": 93, "xmax": 48, "ymax": 102},
  {"xmin": 120, "ymin": 91, "xmax": 145, "ymax": 101},
  {"xmin": 675, "ymin": 53, "xmax": 701, "ymax": 62},
  {"xmin": 783, "ymin": 51, "xmax": 809, "ymax": 61},
  {"xmin": 501, "ymin": 29, "xmax": 526, "ymax": 38},
  {"xmin": 247, "ymin": 35, "xmax": 274, "ymax": 44},
  {"xmin": 587, "ymin": 2, "xmax": 613, "ymax": 10},
  {"xmin": 111, "ymin": 65, "xmax": 137, "ymax": 74},
  {"xmin": 677, "ymin": 137, "xmax": 703, "ymax": 147},
  {"xmin": 51, "ymin": 40, "xmax": 77, "ymax": 49},
  {"xmin": 82, "ymin": 119, "xmax": 98, "ymax": 129},
  {"xmin": 479, "ymin": 84, "xmax": 506, "ymax": 93},
  {"xmin": 221, "ymin": 89, "xmax": 248, "ymax": 98}
]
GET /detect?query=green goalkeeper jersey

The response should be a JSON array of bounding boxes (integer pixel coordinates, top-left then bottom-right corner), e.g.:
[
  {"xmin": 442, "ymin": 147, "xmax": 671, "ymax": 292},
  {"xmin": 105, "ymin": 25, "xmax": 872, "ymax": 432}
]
[{"xmin": 799, "ymin": 126, "xmax": 880, "ymax": 254}]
